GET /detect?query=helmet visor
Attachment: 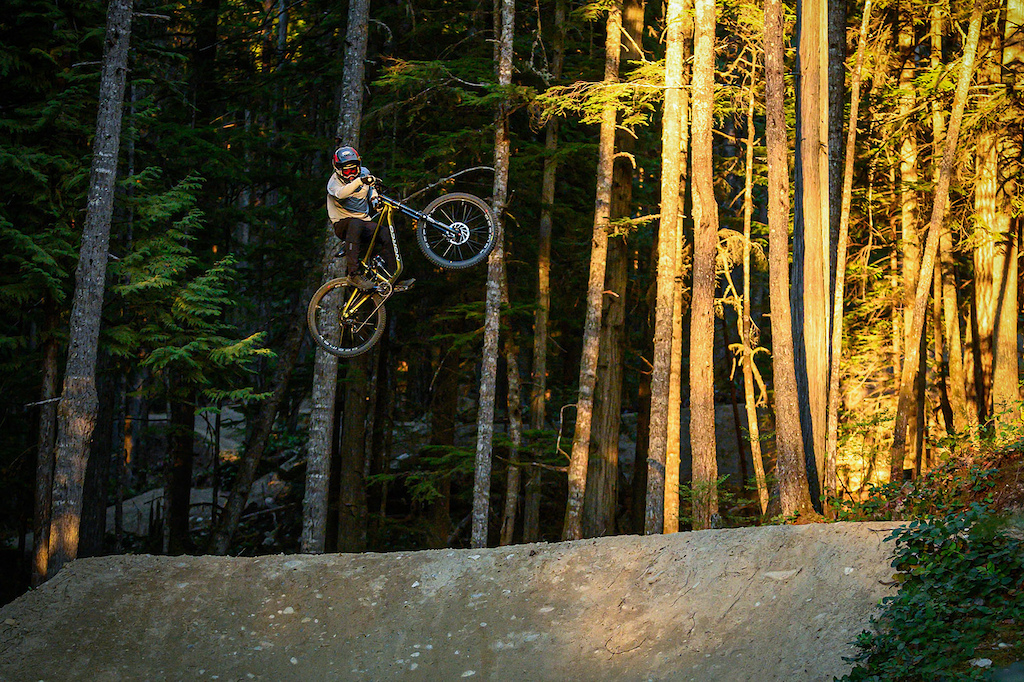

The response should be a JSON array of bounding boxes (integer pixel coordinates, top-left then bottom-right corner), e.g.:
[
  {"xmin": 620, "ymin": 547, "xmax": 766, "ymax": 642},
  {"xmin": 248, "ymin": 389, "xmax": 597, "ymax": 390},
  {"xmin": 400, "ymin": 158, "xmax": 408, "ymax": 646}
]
[{"xmin": 339, "ymin": 161, "xmax": 360, "ymax": 180}]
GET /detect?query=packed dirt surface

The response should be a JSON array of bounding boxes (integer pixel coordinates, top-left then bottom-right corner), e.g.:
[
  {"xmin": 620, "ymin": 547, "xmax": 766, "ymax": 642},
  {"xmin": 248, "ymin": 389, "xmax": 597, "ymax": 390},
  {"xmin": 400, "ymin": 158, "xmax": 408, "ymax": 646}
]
[{"xmin": 0, "ymin": 522, "xmax": 900, "ymax": 682}]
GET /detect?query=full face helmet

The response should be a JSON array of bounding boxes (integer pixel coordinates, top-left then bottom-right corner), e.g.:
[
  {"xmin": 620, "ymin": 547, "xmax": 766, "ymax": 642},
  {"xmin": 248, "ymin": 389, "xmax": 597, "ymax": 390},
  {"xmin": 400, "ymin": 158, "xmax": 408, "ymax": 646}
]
[{"xmin": 333, "ymin": 146, "xmax": 361, "ymax": 182}]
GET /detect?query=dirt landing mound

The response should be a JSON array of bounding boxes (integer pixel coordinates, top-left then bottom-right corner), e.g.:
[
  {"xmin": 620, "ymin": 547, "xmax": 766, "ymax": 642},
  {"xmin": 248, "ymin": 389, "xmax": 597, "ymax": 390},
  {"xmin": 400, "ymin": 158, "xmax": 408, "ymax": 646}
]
[{"xmin": 0, "ymin": 522, "xmax": 899, "ymax": 682}]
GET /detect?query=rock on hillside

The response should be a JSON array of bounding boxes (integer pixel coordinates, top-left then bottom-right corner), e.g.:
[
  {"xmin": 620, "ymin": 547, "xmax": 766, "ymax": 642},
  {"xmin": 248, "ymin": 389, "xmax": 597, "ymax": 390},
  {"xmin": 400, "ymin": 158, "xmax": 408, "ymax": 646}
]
[{"xmin": 0, "ymin": 522, "xmax": 899, "ymax": 682}]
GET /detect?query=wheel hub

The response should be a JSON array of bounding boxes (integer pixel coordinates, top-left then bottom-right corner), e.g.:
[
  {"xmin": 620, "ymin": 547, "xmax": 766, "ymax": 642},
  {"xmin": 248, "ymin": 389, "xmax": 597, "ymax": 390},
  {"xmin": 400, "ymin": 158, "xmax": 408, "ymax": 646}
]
[{"xmin": 448, "ymin": 221, "xmax": 470, "ymax": 245}]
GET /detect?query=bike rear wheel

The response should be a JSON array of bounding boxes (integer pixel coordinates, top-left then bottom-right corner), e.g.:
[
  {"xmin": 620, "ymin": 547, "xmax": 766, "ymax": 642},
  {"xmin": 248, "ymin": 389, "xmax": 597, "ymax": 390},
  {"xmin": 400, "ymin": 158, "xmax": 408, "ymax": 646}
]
[
  {"xmin": 417, "ymin": 192, "xmax": 496, "ymax": 269},
  {"xmin": 307, "ymin": 277, "xmax": 387, "ymax": 357}
]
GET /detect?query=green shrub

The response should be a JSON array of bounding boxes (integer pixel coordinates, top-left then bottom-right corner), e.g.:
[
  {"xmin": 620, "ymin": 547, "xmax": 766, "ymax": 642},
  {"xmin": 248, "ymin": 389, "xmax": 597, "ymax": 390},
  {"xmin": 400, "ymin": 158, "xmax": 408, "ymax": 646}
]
[{"xmin": 839, "ymin": 505, "xmax": 1024, "ymax": 681}]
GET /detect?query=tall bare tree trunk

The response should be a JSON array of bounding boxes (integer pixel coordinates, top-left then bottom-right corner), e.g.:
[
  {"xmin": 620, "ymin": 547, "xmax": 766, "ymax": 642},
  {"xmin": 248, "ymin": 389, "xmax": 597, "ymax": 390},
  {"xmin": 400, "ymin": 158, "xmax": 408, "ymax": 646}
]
[
  {"xmin": 931, "ymin": 0, "xmax": 972, "ymax": 437},
  {"xmin": 525, "ymin": 0, "xmax": 565, "ymax": 543},
  {"xmin": 993, "ymin": 1, "xmax": 1022, "ymax": 439},
  {"xmin": 563, "ymin": 2, "xmax": 621, "ymax": 541},
  {"xmin": 301, "ymin": 0, "xmax": 369, "ymax": 553},
  {"xmin": 825, "ymin": 0, "xmax": 873, "ymax": 507},
  {"xmin": 646, "ymin": 0, "xmax": 685, "ymax": 535},
  {"xmin": 766, "ymin": 0, "xmax": 815, "ymax": 518},
  {"xmin": 792, "ymin": 0, "xmax": 830, "ymax": 507},
  {"xmin": 164, "ymin": 393, "xmax": 195, "ymax": 555},
  {"xmin": 32, "ymin": 308, "xmax": 60, "ymax": 586},
  {"xmin": 891, "ymin": 1, "xmax": 986, "ymax": 474},
  {"xmin": 897, "ymin": 2, "xmax": 925, "ymax": 477},
  {"xmin": 665, "ymin": 0, "xmax": 693, "ymax": 535},
  {"xmin": 47, "ymin": 0, "xmax": 133, "ymax": 578},
  {"xmin": 741, "ymin": 89, "xmax": 768, "ymax": 515},
  {"xmin": 585, "ymin": 0, "xmax": 643, "ymax": 539},
  {"xmin": 499, "ymin": 271, "xmax": 524, "ymax": 546},
  {"xmin": 688, "ymin": 0, "xmax": 719, "ymax": 530},
  {"xmin": 472, "ymin": 0, "xmax": 514, "ymax": 548}
]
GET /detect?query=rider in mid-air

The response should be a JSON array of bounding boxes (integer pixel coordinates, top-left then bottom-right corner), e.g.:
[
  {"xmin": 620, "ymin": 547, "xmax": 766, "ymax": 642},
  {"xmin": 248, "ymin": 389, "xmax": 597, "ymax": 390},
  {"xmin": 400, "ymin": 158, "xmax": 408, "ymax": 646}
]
[{"xmin": 327, "ymin": 145, "xmax": 414, "ymax": 292}]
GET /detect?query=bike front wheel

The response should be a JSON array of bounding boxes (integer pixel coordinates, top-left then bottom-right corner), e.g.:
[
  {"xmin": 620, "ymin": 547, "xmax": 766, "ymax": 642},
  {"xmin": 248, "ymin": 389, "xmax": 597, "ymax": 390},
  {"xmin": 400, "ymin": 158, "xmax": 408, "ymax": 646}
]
[
  {"xmin": 307, "ymin": 277, "xmax": 387, "ymax": 357},
  {"xmin": 417, "ymin": 192, "xmax": 496, "ymax": 269}
]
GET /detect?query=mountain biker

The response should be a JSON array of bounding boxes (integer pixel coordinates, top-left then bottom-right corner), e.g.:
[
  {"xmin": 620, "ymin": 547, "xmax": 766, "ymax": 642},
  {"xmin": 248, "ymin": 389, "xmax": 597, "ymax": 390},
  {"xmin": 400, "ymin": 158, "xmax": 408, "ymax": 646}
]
[{"xmin": 327, "ymin": 145, "xmax": 414, "ymax": 292}]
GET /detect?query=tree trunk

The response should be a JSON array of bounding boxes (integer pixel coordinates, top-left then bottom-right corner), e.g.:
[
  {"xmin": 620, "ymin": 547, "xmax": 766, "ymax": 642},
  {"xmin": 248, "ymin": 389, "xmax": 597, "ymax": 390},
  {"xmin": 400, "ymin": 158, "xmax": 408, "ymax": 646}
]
[
  {"xmin": 32, "ymin": 308, "xmax": 60, "ymax": 586},
  {"xmin": 741, "ymin": 89, "xmax": 768, "ymax": 515},
  {"xmin": 890, "ymin": 1, "xmax": 986, "ymax": 475},
  {"xmin": 766, "ymin": 0, "xmax": 815, "ymax": 518},
  {"xmin": 645, "ymin": 0, "xmax": 685, "ymax": 535},
  {"xmin": 792, "ymin": 0, "xmax": 830, "ymax": 507},
  {"xmin": 583, "ymin": 0, "xmax": 643, "ymax": 539},
  {"xmin": 525, "ymin": 0, "xmax": 565, "ymax": 544},
  {"xmin": 499, "ymin": 270, "xmax": 524, "ymax": 546},
  {"xmin": 993, "ymin": 3, "xmax": 1022, "ymax": 439},
  {"xmin": 688, "ymin": 0, "xmax": 719, "ymax": 531},
  {"xmin": 47, "ymin": 0, "xmax": 133, "ymax": 579},
  {"xmin": 584, "ymin": 234, "xmax": 627, "ymax": 537},
  {"xmin": 897, "ymin": 3, "xmax": 924, "ymax": 477},
  {"xmin": 80, "ymin": 368, "xmax": 115, "ymax": 557},
  {"xmin": 427, "ymin": 346, "xmax": 458, "ymax": 549},
  {"xmin": 301, "ymin": 0, "xmax": 369, "ymax": 554},
  {"xmin": 825, "ymin": 0, "xmax": 873, "ymax": 508},
  {"xmin": 164, "ymin": 395, "xmax": 196, "ymax": 555},
  {"xmin": 472, "ymin": 0, "xmax": 513, "ymax": 548},
  {"xmin": 337, "ymin": 357, "xmax": 370, "ymax": 552},
  {"xmin": 931, "ymin": 0, "xmax": 972, "ymax": 437},
  {"xmin": 665, "ymin": 0, "xmax": 693, "ymax": 535},
  {"xmin": 563, "ymin": 1, "xmax": 621, "ymax": 541}
]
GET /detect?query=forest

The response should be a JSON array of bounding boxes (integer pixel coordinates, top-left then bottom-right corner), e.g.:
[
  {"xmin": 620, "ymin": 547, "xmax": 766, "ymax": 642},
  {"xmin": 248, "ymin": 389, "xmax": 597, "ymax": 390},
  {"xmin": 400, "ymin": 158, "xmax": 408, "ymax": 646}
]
[{"xmin": 1, "ymin": 0, "xmax": 1022, "ymax": 605}]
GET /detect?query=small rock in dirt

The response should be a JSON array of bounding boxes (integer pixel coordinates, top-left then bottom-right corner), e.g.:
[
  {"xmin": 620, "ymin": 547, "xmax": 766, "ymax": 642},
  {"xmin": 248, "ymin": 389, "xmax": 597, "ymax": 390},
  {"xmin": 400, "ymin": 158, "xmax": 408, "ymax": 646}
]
[{"xmin": 970, "ymin": 658, "xmax": 993, "ymax": 668}]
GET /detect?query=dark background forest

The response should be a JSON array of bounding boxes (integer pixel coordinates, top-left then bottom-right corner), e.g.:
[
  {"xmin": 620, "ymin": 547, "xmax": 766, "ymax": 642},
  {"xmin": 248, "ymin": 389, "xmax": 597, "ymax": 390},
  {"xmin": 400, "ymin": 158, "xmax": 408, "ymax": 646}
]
[{"xmin": 1, "ymin": 0, "xmax": 1021, "ymax": 609}]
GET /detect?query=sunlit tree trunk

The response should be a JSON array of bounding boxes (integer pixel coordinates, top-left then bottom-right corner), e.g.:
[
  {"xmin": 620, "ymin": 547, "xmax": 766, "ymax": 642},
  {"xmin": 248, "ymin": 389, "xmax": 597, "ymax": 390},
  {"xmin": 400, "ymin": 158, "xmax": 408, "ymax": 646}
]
[
  {"xmin": 585, "ymin": 0, "xmax": 644, "ymax": 539},
  {"xmin": 767, "ymin": 0, "xmax": 815, "ymax": 518},
  {"xmin": 563, "ymin": 1, "xmax": 621, "ymax": 541},
  {"xmin": 688, "ymin": 0, "xmax": 719, "ymax": 530},
  {"xmin": 896, "ymin": 2, "xmax": 925, "ymax": 477},
  {"xmin": 301, "ymin": 0, "xmax": 368, "ymax": 553},
  {"xmin": 741, "ymin": 89, "xmax": 768, "ymax": 515},
  {"xmin": 793, "ymin": 0, "xmax": 830, "ymax": 506},
  {"xmin": 47, "ymin": 0, "xmax": 133, "ymax": 578},
  {"xmin": 891, "ymin": 1, "xmax": 985, "ymax": 475},
  {"xmin": 665, "ymin": 0, "xmax": 693, "ymax": 535},
  {"xmin": 931, "ymin": 0, "xmax": 972, "ymax": 437},
  {"xmin": 993, "ymin": 1, "xmax": 1022, "ymax": 438},
  {"xmin": 472, "ymin": 0, "xmax": 513, "ymax": 548},
  {"xmin": 646, "ymin": 0, "xmax": 684, "ymax": 535},
  {"xmin": 526, "ymin": 0, "xmax": 565, "ymax": 543},
  {"xmin": 825, "ymin": 0, "xmax": 873, "ymax": 508}
]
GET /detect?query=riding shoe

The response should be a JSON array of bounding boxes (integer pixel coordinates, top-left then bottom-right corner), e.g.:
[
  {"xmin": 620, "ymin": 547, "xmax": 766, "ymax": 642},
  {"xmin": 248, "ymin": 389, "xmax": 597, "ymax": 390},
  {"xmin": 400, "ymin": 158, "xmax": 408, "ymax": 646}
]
[{"xmin": 348, "ymin": 274, "xmax": 376, "ymax": 291}]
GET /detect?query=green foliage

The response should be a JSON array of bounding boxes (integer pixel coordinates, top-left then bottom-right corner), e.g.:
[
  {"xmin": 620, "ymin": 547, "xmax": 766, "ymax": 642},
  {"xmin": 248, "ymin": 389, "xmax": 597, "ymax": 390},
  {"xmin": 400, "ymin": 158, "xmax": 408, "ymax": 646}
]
[
  {"xmin": 839, "ymin": 506, "xmax": 1024, "ymax": 681},
  {"xmin": 107, "ymin": 172, "xmax": 272, "ymax": 405}
]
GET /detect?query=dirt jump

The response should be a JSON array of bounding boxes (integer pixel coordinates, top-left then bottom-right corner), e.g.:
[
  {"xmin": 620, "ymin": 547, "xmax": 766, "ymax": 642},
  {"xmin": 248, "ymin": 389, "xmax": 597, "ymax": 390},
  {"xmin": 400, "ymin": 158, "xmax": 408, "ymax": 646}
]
[{"xmin": 0, "ymin": 522, "xmax": 899, "ymax": 681}]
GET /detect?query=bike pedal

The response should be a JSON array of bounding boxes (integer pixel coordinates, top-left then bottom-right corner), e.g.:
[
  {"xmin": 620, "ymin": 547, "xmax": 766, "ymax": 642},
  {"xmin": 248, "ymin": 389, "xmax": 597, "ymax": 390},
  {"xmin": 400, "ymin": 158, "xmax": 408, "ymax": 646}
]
[{"xmin": 393, "ymin": 278, "xmax": 416, "ymax": 293}]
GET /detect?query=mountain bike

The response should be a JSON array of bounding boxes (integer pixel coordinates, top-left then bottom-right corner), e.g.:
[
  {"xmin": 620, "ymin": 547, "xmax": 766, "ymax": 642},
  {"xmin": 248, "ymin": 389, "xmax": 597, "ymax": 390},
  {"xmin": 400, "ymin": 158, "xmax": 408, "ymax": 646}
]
[{"xmin": 307, "ymin": 190, "xmax": 496, "ymax": 357}]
